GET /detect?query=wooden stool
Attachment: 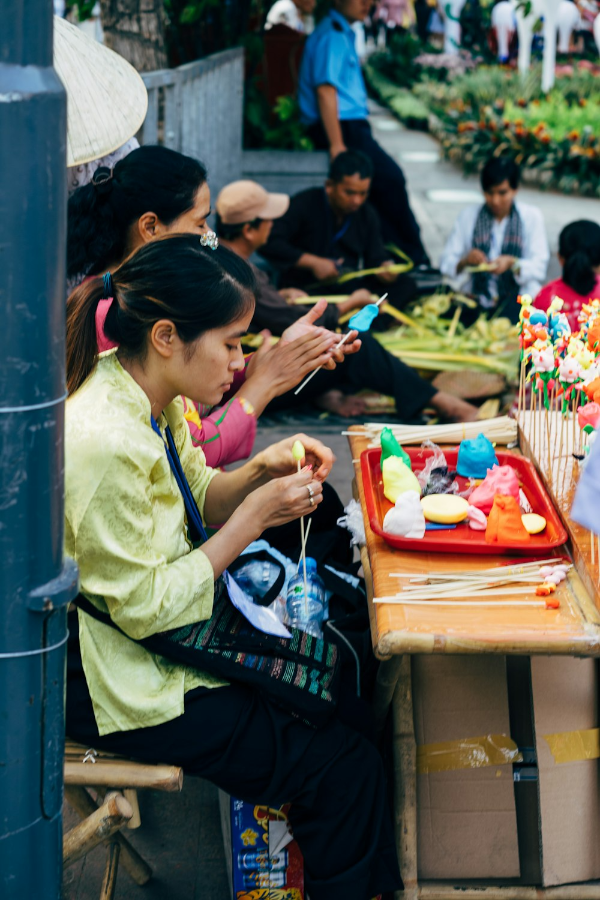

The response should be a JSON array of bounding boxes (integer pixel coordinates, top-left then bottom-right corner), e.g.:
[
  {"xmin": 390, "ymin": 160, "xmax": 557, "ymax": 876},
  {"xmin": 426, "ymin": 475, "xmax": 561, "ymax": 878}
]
[{"xmin": 64, "ymin": 740, "xmax": 183, "ymax": 899}]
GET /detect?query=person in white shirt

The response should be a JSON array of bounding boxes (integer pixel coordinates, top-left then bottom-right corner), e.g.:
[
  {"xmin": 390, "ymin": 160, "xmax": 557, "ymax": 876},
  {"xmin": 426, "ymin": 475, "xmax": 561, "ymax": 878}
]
[
  {"xmin": 440, "ymin": 157, "xmax": 550, "ymax": 322},
  {"xmin": 265, "ymin": 0, "xmax": 316, "ymax": 32}
]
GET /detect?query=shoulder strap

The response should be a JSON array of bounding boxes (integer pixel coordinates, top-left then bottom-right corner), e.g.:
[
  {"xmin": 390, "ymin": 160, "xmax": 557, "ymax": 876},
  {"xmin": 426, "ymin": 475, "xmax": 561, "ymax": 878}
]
[{"xmin": 151, "ymin": 417, "xmax": 208, "ymax": 544}]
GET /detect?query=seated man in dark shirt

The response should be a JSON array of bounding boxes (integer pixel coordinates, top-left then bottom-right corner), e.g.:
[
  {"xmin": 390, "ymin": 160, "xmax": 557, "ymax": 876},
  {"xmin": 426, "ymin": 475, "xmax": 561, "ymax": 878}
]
[
  {"xmin": 259, "ymin": 150, "xmax": 418, "ymax": 312},
  {"xmin": 215, "ymin": 179, "xmax": 477, "ymax": 422}
]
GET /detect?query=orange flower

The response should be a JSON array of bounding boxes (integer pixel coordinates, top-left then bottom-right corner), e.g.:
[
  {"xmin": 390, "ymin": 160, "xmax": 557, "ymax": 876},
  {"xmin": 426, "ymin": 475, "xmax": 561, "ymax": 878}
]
[
  {"xmin": 515, "ymin": 126, "xmax": 527, "ymax": 138},
  {"xmin": 517, "ymin": 98, "xmax": 527, "ymax": 108},
  {"xmin": 579, "ymin": 98, "xmax": 587, "ymax": 107},
  {"xmin": 457, "ymin": 121, "xmax": 476, "ymax": 133},
  {"xmin": 533, "ymin": 122, "xmax": 546, "ymax": 135},
  {"xmin": 540, "ymin": 134, "xmax": 551, "ymax": 144},
  {"xmin": 514, "ymin": 118, "xmax": 525, "ymax": 126},
  {"xmin": 568, "ymin": 130, "xmax": 580, "ymax": 141}
]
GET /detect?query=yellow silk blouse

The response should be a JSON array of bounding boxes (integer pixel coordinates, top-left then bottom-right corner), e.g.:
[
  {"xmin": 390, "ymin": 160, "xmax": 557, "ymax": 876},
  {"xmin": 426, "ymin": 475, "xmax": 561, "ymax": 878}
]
[{"xmin": 65, "ymin": 350, "xmax": 226, "ymax": 736}]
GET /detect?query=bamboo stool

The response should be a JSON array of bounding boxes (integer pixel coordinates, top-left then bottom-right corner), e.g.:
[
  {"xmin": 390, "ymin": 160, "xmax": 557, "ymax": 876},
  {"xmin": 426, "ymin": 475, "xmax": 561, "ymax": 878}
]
[{"xmin": 64, "ymin": 740, "xmax": 184, "ymax": 899}]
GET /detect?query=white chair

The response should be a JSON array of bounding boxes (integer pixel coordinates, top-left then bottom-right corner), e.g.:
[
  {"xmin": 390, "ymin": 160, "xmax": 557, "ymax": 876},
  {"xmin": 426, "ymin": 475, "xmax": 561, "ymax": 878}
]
[
  {"xmin": 556, "ymin": 0, "xmax": 581, "ymax": 52},
  {"xmin": 492, "ymin": 0, "xmax": 517, "ymax": 60}
]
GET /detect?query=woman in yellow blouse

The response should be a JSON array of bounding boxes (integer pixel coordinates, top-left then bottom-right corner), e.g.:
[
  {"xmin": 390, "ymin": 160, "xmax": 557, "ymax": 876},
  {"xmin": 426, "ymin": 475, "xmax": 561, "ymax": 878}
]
[{"xmin": 65, "ymin": 234, "xmax": 402, "ymax": 900}]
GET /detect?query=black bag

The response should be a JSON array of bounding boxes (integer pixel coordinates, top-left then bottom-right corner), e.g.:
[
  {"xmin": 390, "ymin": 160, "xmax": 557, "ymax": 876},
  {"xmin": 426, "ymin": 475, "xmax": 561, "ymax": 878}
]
[{"xmin": 74, "ymin": 582, "xmax": 340, "ymax": 728}]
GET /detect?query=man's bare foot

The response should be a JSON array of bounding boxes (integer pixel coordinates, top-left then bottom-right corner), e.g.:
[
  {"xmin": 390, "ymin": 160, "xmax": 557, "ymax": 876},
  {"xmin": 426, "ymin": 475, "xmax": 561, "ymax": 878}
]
[
  {"xmin": 430, "ymin": 391, "xmax": 479, "ymax": 423},
  {"xmin": 315, "ymin": 389, "xmax": 369, "ymax": 417}
]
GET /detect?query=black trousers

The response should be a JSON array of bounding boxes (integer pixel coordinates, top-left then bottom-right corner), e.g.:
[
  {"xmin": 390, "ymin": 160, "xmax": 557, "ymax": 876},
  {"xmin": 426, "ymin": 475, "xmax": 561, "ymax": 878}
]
[
  {"xmin": 66, "ymin": 624, "xmax": 402, "ymax": 900},
  {"xmin": 267, "ymin": 329, "xmax": 436, "ymax": 421},
  {"xmin": 309, "ymin": 118, "xmax": 428, "ymax": 265}
]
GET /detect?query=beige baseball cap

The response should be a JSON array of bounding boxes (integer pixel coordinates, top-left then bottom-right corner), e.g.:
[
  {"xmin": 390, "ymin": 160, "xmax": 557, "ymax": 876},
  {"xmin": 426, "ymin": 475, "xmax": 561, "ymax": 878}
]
[{"xmin": 216, "ymin": 180, "xmax": 290, "ymax": 225}]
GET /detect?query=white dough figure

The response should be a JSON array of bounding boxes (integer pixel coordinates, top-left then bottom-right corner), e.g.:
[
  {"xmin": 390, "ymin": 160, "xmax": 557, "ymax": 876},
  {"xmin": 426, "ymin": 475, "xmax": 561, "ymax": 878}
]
[{"xmin": 383, "ymin": 491, "xmax": 426, "ymax": 539}]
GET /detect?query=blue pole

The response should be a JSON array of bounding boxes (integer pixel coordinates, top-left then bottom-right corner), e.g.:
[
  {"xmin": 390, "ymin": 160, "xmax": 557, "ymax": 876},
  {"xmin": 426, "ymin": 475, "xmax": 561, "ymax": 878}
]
[{"xmin": 0, "ymin": 3, "xmax": 78, "ymax": 897}]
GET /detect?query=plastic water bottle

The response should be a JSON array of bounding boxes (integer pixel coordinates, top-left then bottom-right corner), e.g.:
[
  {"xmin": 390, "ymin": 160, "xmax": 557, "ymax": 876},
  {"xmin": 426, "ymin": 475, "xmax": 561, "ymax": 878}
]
[
  {"xmin": 286, "ymin": 558, "xmax": 325, "ymax": 638},
  {"xmin": 233, "ymin": 557, "xmax": 280, "ymax": 602}
]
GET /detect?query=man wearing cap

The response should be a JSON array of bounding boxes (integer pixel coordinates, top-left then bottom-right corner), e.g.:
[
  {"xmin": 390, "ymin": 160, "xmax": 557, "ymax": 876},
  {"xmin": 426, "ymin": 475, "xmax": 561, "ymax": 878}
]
[
  {"xmin": 297, "ymin": 0, "xmax": 428, "ymax": 265},
  {"xmin": 216, "ymin": 179, "xmax": 478, "ymax": 422}
]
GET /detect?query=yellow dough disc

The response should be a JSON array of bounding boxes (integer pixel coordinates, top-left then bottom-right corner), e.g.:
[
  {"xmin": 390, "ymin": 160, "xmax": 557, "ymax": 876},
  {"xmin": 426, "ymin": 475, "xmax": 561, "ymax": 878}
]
[
  {"xmin": 521, "ymin": 513, "xmax": 547, "ymax": 534},
  {"xmin": 420, "ymin": 494, "xmax": 469, "ymax": 524}
]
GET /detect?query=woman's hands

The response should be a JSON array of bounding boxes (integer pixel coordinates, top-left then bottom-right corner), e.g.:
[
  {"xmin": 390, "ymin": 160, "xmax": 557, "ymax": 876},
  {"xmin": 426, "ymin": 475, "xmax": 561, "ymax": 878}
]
[
  {"xmin": 240, "ymin": 326, "xmax": 339, "ymax": 416},
  {"xmin": 255, "ymin": 432, "xmax": 335, "ymax": 482},
  {"xmin": 281, "ymin": 300, "xmax": 361, "ymax": 365},
  {"xmin": 242, "ymin": 466, "xmax": 324, "ymax": 533}
]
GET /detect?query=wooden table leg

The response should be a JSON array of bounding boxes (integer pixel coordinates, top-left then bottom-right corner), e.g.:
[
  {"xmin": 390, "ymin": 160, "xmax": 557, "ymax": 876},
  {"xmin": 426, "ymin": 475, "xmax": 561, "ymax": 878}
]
[
  {"xmin": 99, "ymin": 842, "xmax": 120, "ymax": 900},
  {"xmin": 65, "ymin": 785, "xmax": 152, "ymax": 885},
  {"xmin": 63, "ymin": 791, "xmax": 132, "ymax": 868},
  {"xmin": 393, "ymin": 656, "xmax": 418, "ymax": 900},
  {"xmin": 373, "ymin": 654, "xmax": 403, "ymax": 740}
]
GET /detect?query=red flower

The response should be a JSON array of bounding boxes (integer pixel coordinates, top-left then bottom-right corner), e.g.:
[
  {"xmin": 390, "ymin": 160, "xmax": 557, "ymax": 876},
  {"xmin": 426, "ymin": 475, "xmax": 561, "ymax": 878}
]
[{"xmin": 578, "ymin": 402, "xmax": 600, "ymax": 432}]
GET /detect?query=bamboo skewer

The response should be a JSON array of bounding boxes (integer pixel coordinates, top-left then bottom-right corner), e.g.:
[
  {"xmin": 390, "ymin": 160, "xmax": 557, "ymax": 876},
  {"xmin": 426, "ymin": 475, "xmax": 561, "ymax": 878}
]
[
  {"xmin": 374, "ymin": 596, "xmax": 559, "ymax": 609},
  {"xmin": 342, "ymin": 416, "xmax": 518, "ymax": 447},
  {"xmin": 292, "ymin": 442, "xmax": 309, "ymax": 617},
  {"xmin": 389, "ymin": 559, "xmax": 567, "ymax": 580}
]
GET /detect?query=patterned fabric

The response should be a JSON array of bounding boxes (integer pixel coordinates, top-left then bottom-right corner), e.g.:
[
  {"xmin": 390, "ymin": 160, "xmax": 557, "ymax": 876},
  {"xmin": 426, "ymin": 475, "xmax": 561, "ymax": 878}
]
[
  {"xmin": 77, "ymin": 579, "xmax": 341, "ymax": 728},
  {"xmin": 472, "ymin": 203, "xmax": 523, "ymax": 305},
  {"xmin": 65, "ymin": 349, "xmax": 225, "ymax": 736}
]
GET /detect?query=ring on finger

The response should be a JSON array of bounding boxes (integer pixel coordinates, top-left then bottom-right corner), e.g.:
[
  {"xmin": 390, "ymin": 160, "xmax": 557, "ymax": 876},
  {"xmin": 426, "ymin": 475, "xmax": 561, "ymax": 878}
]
[{"xmin": 306, "ymin": 485, "xmax": 314, "ymax": 499}]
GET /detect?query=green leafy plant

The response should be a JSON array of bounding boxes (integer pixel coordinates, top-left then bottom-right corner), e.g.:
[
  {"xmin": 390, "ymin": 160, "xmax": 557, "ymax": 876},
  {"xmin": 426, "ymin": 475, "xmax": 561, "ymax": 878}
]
[
  {"xmin": 244, "ymin": 82, "xmax": 314, "ymax": 151},
  {"xmin": 372, "ymin": 61, "xmax": 600, "ymax": 196},
  {"xmin": 364, "ymin": 64, "xmax": 430, "ymax": 131}
]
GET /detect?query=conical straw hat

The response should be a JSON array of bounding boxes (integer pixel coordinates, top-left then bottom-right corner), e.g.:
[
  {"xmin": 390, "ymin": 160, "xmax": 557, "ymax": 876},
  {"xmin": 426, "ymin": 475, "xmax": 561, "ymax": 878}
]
[{"xmin": 53, "ymin": 16, "xmax": 148, "ymax": 167}]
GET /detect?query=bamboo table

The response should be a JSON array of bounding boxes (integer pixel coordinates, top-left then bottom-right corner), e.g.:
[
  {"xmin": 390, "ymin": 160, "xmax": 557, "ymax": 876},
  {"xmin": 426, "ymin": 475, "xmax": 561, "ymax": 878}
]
[{"xmin": 347, "ymin": 418, "xmax": 600, "ymax": 900}]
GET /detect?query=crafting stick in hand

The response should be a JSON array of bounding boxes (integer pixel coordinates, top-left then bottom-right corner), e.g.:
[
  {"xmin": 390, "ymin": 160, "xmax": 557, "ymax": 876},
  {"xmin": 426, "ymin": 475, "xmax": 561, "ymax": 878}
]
[{"xmin": 293, "ymin": 293, "xmax": 388, "ymax": 396}]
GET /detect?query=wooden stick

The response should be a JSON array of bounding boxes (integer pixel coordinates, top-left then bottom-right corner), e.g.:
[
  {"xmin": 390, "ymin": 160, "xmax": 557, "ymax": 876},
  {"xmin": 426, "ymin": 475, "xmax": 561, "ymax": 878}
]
[
  {"xmin": 298, "ymin": 517, "xmax": 312, "ymax": 565},
  {"xmin": 297, "ymin": 459, "xmax": 309, "ymax": 616},
  {"xmin": 374, "ymin": 595, "xmax": 558, "ymax": 607},
  {"xmin": 389, "ymin": 558, "xmax": 567, "ymax": 580},
  {"xmin": 294, "ymin": 293, "xmax": 387, "ymax": 395},
  {"xmin": 517, "ymin": 358, "xmax": 525, "ymax": 420},
  {"xmin": 123, "ymin": 788, "xmax": 141, "ymax": 830},
  {"xmin": 377, "ymin": 582, "xmax": 556, "ymax": 603},
  {"xmin": 63, "ymin": 791, "xmax": 132, "ymax": 869}
]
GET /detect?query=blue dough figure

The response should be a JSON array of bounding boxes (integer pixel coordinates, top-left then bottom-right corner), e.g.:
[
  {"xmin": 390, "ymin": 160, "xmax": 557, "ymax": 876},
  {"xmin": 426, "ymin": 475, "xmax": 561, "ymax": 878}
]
[
  {"xmin": 348, "ymin": 304, "xmax": 381, "ymax": 332},
  {"xmin": 456, "ymin": 433, "xmax": 499, "ymax": 479}
]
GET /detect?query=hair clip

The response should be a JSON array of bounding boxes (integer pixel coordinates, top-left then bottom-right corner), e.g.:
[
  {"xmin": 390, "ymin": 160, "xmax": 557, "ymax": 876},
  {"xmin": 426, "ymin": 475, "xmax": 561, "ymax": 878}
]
[
  {"xmin": 92, "ymin": 167, "xmax": 114, "ymax": 195},
  {"xmin": 102, "ymin": 272, "xmax": 114, "ymax": 299},
  {"xmin": 200, "ymin": 230, "xmax": 219, "ymax": 251}
]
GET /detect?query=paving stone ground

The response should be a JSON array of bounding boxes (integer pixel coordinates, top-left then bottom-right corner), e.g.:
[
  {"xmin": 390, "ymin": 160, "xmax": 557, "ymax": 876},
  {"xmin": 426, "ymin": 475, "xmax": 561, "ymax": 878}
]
[{"xmin": 62, "ymin": 104, "xmax": 599, "ymax": 900}]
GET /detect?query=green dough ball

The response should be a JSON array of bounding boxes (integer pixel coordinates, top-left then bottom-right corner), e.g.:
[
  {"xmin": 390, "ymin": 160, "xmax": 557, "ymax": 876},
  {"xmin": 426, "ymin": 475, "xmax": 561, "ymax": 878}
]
[{"xmin": 381, "ymin": 427, "xmax": 412, "ymax": 469}]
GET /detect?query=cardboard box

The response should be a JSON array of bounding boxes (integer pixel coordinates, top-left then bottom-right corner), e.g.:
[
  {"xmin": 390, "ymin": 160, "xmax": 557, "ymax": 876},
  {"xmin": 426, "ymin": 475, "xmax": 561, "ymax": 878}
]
[
  {"xmin": 219, "ymin": 791, "xmax": 305, "ymax": 900},
  {"xmin": 509, "ymin": 656, "xmax": 600, "ymax": 887},
  {"xmin": 413, "ymin": 655, "xmax": 521, "ymax": 880}
]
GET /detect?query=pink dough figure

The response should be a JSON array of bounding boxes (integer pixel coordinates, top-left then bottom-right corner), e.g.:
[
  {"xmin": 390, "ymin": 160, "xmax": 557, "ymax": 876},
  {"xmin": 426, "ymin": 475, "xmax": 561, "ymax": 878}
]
[{"xmin": 468, "ymin": 465, "xmax": 520, "ymax": 516}]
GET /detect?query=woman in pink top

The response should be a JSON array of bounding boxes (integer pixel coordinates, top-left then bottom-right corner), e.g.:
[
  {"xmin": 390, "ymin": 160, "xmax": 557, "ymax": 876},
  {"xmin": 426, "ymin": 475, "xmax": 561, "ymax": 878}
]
[
  {"xmin": 69, "ymin": 146, "xmax": 358, "ymax": 467},
  {"xmin": 534, "ymin": 220, "xmax": 600, "ymax": 332}
]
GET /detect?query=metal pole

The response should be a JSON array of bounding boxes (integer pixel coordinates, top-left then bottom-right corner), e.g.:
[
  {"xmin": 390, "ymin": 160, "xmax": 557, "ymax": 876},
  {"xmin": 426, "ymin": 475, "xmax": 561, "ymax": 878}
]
[{"xmin": 0, "ymin": 3, "xmax": 78, "ymax": 898}]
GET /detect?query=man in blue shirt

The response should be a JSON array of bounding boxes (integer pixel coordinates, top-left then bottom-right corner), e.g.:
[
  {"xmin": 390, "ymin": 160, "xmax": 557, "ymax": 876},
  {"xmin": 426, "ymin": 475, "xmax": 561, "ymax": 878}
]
[{"xmin": 298, "ymin": 0, "xmax": 428, "ymax": 265}]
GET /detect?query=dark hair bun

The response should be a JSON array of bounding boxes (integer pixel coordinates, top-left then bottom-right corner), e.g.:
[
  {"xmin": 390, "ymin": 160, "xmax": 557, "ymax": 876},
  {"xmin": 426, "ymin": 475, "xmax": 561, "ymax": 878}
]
[{"xmin": 92, "ymin": 167, "xmax": 114, "ymax": 195}]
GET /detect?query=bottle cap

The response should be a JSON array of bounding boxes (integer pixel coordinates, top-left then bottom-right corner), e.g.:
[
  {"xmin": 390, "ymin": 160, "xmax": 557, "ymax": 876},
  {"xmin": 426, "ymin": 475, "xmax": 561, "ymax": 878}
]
[{"xmin": 305, "ymin": 557, "xmax": 317, "ymax": 574}]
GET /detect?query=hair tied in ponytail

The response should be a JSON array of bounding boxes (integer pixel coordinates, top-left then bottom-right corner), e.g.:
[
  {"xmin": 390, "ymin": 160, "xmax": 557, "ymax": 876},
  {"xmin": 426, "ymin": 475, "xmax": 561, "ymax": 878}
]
[
  {"xmin": 102, "ymin": 272, "xmax": 114, "ymax": 299},
  {"xmin": 92, "ymin": 166, "xmax": 114, "ymax": 195}
]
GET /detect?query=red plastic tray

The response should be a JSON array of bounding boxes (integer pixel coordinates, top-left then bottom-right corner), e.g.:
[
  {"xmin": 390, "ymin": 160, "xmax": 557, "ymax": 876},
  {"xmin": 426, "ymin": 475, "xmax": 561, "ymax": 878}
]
[{"xmin": 360, "ymin": 446, "xmax": 568, "ymax": 555}]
